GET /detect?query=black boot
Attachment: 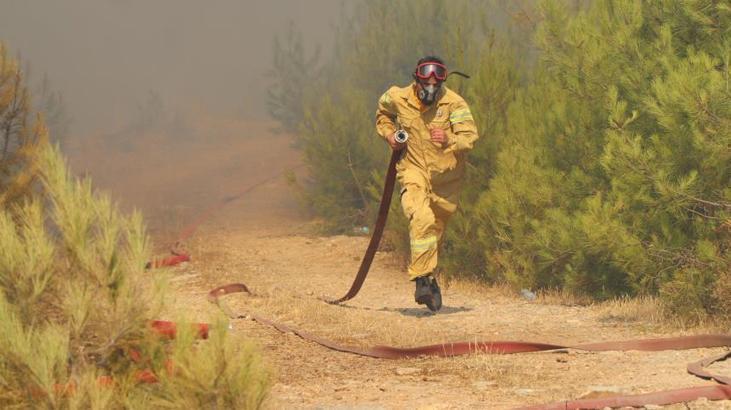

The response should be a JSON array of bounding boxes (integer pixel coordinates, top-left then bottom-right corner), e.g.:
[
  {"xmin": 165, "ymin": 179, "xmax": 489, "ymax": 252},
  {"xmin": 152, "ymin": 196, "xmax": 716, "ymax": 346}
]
[
  {"xmin": 414, "ymin": 275, "xmax": 442, "ymax": 312},
  {"xmin": 428, "ymin": 276, "xmax": 442, "ymax": 312}
]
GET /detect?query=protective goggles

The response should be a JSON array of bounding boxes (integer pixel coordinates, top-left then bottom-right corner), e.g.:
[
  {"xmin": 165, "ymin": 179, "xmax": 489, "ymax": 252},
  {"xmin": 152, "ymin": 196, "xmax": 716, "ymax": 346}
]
[{"xmin": 415, "ymin": 62, "xmax": 448, "ymax": 81}]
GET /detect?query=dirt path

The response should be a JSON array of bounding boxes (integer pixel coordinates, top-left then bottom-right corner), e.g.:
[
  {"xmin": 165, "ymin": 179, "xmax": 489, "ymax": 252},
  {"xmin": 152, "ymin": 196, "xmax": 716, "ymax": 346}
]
[{"xmin": 69, "ymin": 119, "xmax": 730, "ymax": 409}]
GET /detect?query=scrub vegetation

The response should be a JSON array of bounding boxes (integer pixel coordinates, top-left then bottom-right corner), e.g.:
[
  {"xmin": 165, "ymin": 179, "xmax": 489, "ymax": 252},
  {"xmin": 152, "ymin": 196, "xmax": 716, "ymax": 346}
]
[
  {"xmin": 268, "ymin": 0, "xmax": 730, "ymax": 322},
  {"xmin": 0, "ymin": 43, "xmax": 270, "ymax": 409}
]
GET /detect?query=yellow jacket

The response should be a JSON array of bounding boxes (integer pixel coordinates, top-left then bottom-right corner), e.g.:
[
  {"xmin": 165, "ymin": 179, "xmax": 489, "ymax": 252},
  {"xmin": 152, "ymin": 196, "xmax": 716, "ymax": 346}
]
[{"xmin": 375, "ymin": 83, "xmax": 479, "ymax": 191}]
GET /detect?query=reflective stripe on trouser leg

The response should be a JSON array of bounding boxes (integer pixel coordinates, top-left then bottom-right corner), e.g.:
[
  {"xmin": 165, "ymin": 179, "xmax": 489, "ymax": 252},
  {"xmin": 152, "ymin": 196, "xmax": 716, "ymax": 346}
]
[
  {"xmin": 408, "ymin": 208, "xmax": 450, "ymax": 280},
  {"xmin": 408, "ymin": 234, "xmax": 438, "ymax": 280}
]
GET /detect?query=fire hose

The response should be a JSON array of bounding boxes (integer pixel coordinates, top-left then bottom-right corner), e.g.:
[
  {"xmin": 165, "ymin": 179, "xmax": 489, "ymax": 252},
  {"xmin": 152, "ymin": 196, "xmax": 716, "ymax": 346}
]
[
  {"xmin": 151, "ymin": 145, "xmax": 731, "ymax": 409},
  {"xmin": 326, "ymin": 147, "xmax": 402, "ymax": 304}
]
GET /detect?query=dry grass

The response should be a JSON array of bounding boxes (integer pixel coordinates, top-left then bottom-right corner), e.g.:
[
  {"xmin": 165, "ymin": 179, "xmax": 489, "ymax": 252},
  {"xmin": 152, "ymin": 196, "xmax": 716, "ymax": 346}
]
[
  {"xmin": 594, "ymin": 294, "xmax": 730, "ymax": 333},
  {"xmin": 439, "ymin": 275, "xmax": 516, "ymax": 300},
  {"xmin": 534, "ymin": 287, "xmax": 593, "ymax": 306},
  {"xmin": 440, "ymin": 276, "xmax": 728, "ymax": 333},
  {"xmin": 410, "ymin": 351, "xmax": 514, "ymax": 383},
  {"xmin": 593, "ymin": 295, "xmax": 664, "ymax": 325}
]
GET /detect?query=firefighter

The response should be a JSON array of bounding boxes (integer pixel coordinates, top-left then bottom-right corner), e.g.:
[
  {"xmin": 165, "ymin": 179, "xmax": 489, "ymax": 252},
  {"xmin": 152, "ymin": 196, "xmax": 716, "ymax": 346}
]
[{"xmin": 375, "ymin": 56, "xmax": 479, "ymax": 311}]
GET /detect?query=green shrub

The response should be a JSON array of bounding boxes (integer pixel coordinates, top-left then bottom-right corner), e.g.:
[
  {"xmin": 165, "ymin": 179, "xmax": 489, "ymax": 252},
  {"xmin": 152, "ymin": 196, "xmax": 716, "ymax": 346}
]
[{"xmin": 0, "ymin": 141, "xmax": 270, "ymax": 408}]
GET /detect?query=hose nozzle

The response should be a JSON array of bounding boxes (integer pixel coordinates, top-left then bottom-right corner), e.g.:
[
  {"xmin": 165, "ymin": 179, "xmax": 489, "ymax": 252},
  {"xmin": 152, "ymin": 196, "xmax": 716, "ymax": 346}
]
[{"xmin": 394, "ymin": 129, "xmax": 409, "ymax": 144}]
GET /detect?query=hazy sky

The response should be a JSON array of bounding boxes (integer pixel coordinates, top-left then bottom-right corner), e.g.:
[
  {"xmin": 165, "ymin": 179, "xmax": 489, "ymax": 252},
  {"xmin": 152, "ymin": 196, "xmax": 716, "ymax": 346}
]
[{"xmin": 0, "ymin": 0, "xmax": 342, "ymax": 135}]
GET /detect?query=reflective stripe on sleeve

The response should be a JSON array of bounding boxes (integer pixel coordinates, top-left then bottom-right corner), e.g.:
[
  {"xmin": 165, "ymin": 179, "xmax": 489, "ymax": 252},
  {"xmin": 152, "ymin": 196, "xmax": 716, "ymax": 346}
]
[{"xmin": 449, "ymin": 108, "xmax": 473, "ymax": 123}]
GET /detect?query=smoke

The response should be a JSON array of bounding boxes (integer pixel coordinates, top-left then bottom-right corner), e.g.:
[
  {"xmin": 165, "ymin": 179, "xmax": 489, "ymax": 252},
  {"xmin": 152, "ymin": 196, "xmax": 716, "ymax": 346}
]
[{"xmin": 0, "ymin": 0, "xmax": 341, "ymax": 136}]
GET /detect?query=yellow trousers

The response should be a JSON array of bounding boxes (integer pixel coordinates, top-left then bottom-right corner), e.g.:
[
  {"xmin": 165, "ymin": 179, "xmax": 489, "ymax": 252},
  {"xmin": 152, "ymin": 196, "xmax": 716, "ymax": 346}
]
[{"xmin": 400, "ymin": 178, "xmax": 459, "ymax": 280}]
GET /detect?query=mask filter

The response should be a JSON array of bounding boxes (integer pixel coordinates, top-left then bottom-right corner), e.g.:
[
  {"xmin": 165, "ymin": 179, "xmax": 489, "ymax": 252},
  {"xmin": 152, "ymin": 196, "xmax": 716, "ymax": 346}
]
[{"xmin": 417, "ymin": 83, "xmax": 441, "ymax": 105}]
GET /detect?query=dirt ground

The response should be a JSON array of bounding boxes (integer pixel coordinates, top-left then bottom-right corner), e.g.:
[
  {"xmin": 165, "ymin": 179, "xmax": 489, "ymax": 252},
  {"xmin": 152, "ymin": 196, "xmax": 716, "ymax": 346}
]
[{"xmin": 68, "ymin": 118, "xmax": 731, "ymax": 409}]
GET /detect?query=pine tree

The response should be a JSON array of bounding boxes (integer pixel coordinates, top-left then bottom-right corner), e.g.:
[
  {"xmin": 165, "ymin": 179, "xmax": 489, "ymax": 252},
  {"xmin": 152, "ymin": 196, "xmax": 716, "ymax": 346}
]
[{"xmin": 0, "ymin": 43, "xmax": 46, "ymax": 206}]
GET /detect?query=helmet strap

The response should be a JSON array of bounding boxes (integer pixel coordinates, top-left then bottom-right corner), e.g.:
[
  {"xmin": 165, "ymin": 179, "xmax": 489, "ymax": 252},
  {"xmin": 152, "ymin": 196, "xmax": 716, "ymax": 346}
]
[{"xmin": 448, "ymin": 71, "xmax": 471, "ymax": 79}]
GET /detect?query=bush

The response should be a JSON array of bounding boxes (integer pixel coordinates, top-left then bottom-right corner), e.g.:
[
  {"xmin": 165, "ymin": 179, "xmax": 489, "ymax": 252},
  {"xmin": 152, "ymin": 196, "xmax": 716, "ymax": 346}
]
[{"xmin": 0, "ymin": 141, "xmax": 270, "ymax": 408}]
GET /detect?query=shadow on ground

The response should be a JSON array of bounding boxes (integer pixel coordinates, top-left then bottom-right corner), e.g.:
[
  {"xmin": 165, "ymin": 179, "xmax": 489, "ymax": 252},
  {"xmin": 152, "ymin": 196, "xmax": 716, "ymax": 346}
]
[
  {"xmin": 324, "ymin": 299, "xmax": 473, "ymax": 317},
  {"xmin": 378, "ymin": 305, "xmax": 473, "ymax": 317}
]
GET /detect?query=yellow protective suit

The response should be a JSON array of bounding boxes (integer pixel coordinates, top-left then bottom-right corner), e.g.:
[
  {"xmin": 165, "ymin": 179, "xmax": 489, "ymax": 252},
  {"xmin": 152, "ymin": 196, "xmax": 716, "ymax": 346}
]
[{"xmin": 375, "ymin": 83, "xmax": 479, "ymax": 280}]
